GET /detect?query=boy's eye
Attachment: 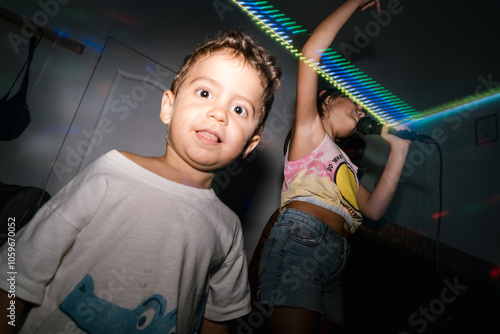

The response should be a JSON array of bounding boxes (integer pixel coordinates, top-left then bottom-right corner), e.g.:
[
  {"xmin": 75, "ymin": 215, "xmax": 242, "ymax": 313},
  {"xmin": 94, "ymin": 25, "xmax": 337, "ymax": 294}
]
[
  {"xmin": 232, "ymin": 105, "xmax": 247, "ymax": 117},
  {"xmin": 196, "ymin": 89, "xmax": 212, "ymax": 98}
]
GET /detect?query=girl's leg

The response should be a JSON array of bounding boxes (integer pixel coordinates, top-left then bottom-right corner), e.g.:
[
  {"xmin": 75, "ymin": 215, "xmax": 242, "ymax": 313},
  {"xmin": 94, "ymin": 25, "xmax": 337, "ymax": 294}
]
[
  {"xmin": 319, "ymin": 319, "xmax": 346, "ymax": 334},
  {"xmin": 268, "ymin": 306, "xmax": 320, "ymax": 334},
  {"xmin": 258, "ymin": 209, "xmax": 347, "ymax": 333}
]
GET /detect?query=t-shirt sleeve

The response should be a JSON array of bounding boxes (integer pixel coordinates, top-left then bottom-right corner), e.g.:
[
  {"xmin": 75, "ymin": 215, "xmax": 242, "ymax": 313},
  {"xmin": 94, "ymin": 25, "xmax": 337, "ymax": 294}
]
[
  {"xmin": 0, "ymin": 165, "xmax": 107, "ymax": 305},
  {"xmin": 204, "ymin": 211, "xmax": 251, "ymax": 321},
  {"xmin": 203, "ymin": 230, "xmax": 251, "ymax": 321}
]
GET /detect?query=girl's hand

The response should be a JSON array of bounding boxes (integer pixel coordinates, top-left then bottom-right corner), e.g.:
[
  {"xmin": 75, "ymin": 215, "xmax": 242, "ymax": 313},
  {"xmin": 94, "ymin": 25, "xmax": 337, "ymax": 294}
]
[
  {"xmin": 355, "ymin": 0, "xmax": 381, "ymax": 12},
  {"xmin": 380, "ymin": 124, "xmax": 412, "ymax": 149}
]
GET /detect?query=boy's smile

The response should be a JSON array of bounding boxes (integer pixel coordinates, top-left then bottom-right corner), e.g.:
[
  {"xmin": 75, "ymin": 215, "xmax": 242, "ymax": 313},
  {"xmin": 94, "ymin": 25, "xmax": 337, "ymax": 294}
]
[
  {"xmin": 197, "ymin": 129, "xmax": 221, "ymax": 144},
  {"xmin": 160, "ymin": 49, "xmax": 264, "ymax": 181}
]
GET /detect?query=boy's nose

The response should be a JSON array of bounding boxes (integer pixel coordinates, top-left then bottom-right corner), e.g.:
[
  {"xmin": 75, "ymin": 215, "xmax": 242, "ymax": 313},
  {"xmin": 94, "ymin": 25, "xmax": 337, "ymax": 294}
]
[{"xmin": 208, "ymin": 107, "xmax": 228, "ymax": 125}]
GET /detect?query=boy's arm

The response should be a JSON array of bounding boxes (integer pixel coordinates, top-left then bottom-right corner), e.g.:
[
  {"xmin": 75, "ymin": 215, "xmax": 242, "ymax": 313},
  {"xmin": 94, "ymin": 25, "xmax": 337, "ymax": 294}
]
[
  {"xmin": 358, "ymin": 125, "xmax": 411, "ymax": 220},
  {"xmin": 199, "ymin": 318, "xmax": 230, "ymax": 334},
  {"xmin": 0, "ymin": 166, "xmax": 107, "ymax": 316},
  {"xmin": 292, "ymin": 0, "xmax": 380, "ymax": 154},
  {"xmin": 0, "ymin": 289, "xmax": 30, "ymax": 334}
]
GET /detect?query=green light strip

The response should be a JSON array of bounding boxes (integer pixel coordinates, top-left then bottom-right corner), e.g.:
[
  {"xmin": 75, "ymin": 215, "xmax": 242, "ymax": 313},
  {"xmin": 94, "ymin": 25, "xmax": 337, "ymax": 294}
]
[
  {"xmin": 235, "ymin": 1, "xmax": 495, "ymax": 124},
  {"xmin": 417, "ymin": 86, "xmax": 500, "ymax": 119},
  {"xmin": 234, "ymin": 0, "xmax": 421, "ymax": 124}
]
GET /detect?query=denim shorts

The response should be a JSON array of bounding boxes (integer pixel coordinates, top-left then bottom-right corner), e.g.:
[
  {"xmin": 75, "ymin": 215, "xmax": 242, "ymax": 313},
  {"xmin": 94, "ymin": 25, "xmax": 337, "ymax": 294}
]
[{"xmin": 258, "ymin": 208, "xmax": 350, "ymax": 324}]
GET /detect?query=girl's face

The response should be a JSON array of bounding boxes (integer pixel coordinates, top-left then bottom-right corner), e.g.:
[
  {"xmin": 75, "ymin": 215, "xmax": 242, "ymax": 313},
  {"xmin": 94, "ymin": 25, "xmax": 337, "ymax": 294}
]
[{"xmin": 324, "ymin": 96, "xmax": 366, "ymax": 138}]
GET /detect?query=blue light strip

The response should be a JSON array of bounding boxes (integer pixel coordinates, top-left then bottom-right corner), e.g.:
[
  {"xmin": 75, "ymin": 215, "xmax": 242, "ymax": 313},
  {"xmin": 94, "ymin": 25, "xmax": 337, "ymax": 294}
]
[{"xmin": 234, "ymin": 0, "xmax": 419, "ymax": 125}]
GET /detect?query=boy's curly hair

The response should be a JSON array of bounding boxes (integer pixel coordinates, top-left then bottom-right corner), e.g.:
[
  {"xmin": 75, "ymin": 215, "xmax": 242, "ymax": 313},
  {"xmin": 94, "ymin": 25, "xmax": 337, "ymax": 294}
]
[{"xmin": 170, "ymin": 30, "xmax": 282, "ymax": 132}]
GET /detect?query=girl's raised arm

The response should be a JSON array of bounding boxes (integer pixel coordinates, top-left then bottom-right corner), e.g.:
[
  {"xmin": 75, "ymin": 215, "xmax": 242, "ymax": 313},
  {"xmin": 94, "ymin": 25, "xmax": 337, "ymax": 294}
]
[{"xmin": 291, "ymin": 0, "xmax": 380, "ymax": 158}]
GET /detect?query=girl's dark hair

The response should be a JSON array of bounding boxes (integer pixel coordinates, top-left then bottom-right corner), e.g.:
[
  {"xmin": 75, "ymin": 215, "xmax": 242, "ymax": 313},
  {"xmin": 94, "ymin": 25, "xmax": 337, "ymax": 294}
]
[{"xmin": 316, "ymin": 87, "xmax": 346, "ymax": 119}]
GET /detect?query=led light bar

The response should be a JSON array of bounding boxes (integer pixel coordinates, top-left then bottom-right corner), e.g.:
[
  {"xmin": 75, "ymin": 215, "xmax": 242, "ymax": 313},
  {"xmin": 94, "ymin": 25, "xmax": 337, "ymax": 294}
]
[{"xmin": 234, "ymin": 0, "xmax": 419, "ymax": 125}]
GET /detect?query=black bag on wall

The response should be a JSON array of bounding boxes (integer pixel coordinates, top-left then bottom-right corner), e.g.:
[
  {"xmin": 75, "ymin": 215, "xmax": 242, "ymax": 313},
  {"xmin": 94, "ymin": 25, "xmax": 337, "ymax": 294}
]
[
  {"xmin": 0, "ymin": 35, "xmax": 41, "ymax": 141},
  {"xmin": 0, "ymin": 181, "xmax": 51, "ymax": 246}
]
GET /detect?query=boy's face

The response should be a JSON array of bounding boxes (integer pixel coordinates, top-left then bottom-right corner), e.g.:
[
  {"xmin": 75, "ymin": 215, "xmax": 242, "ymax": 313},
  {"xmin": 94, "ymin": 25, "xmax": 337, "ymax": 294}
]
[{"xmin": 160, "ymin": 50, "xmax": 264, "ymax": 172}]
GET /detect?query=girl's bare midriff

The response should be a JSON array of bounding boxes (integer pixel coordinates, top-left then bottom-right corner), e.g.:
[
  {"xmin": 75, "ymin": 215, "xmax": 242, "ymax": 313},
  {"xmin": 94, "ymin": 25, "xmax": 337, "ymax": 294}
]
[{"xmin": 286, "ymin": 201, "xmax": 350, "ymax": 239}]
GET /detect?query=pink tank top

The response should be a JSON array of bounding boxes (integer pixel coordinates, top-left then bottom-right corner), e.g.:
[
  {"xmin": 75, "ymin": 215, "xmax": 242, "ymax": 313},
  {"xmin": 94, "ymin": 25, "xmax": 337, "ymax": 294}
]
[{"xmin": 281, "ymin": 133, "xmax": 363, "ymax": 233}]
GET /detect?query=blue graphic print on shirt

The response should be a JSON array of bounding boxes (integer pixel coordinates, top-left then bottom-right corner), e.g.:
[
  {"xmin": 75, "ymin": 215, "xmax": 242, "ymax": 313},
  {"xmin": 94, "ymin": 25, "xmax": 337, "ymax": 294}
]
[{"xmin": 60, "ymin": 274, "xmax": 177, "ymax": 333}]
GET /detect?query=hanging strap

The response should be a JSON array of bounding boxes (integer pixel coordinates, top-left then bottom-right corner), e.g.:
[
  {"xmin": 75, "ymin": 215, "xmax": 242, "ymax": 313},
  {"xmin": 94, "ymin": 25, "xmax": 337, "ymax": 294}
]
[{"xmin": 3, "ymin": 32, "xmax": 43, "ymax": 99}]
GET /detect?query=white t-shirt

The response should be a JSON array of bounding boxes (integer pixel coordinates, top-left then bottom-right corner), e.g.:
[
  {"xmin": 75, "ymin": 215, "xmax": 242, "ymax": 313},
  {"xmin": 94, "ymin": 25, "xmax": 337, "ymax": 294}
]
[{"xmin": 0, "ymin": 150, "xmax": 251, "ymax": 333}]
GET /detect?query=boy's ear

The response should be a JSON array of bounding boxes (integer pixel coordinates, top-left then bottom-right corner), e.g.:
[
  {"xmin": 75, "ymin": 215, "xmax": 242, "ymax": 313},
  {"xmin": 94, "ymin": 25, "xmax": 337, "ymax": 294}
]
[
  {"xmin": 159, "ymin": 90, "xmax": 175, "ymax": 125},
  {"xmin": 241, "ymin": 134, "xmax": 261, "ymax": 158}
]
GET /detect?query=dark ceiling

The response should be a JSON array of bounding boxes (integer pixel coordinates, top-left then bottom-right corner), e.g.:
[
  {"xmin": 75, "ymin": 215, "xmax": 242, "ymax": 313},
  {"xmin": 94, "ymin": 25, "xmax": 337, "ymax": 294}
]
[
  {"xmin": 2, "ymin": 0, "xmax": 499, "ymax": 117},
  {"xmin": 263, "ymin": 0, "xmax": 500, "ymax": 113}
]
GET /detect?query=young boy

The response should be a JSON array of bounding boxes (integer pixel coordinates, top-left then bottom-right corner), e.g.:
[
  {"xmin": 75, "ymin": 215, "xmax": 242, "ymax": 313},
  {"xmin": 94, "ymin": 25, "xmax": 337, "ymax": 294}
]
[{"xmin": 0, "ymin": 30, "xmax": 282, "ymax": 334}]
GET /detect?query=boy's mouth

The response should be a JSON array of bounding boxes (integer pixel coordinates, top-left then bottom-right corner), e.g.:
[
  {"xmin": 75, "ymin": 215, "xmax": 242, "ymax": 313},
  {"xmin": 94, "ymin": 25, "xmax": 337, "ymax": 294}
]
[{"xmin": 197, "ymin": 130, "xmax": 221, "ymax": 143}]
